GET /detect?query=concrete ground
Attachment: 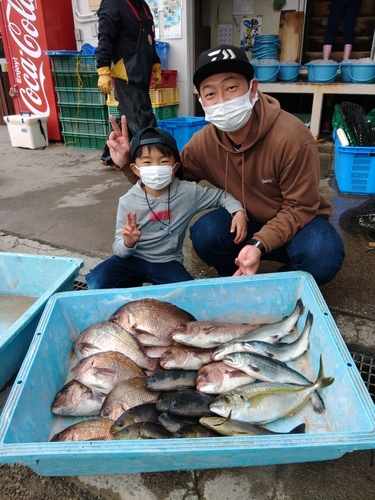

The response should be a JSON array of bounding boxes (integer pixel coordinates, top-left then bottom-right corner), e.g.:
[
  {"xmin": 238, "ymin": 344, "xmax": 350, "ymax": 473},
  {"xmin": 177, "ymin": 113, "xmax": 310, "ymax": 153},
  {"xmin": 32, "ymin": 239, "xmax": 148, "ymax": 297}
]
[{"xmin": 1, "ymin": 123, "xmax": 375, "ymax": 499}]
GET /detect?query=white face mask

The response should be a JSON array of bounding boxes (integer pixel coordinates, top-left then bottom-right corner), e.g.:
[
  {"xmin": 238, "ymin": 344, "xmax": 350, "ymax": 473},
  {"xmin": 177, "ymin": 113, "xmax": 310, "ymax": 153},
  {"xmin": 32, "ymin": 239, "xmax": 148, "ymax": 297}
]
[
  {"xmin": 134, "ymin": 164, "xmax": 176, "ymax": 190},
  {"xmin": 200, "ymin": 87, "xmax": 258, "ymax": 132}
]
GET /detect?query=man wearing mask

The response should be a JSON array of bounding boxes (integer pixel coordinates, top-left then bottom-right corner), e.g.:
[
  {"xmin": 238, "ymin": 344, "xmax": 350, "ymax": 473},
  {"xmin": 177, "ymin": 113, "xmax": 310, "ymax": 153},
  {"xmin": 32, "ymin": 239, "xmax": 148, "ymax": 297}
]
[
  {"xmin": 107, "ymin": 44, "xmax": 345, "ymax": 287},
  {"xmin": 96, "ymin": 0, "xmax": 161, "ymax": 165}
]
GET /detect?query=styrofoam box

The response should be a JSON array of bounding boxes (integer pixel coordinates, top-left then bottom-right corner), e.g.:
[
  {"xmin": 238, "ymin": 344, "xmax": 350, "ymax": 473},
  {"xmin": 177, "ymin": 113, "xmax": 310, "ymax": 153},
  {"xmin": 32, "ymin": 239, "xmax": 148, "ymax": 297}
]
[
  {"xmin": 3, "ymin": 114, "xmax": 49, "ymax": 149},
  {"xmin": 0, "ymin": 272, "xmax": 375, "ymax": 476},
  {"xmin": 0, "ymin": 253, "xmax": 83, "ymax": 390}
]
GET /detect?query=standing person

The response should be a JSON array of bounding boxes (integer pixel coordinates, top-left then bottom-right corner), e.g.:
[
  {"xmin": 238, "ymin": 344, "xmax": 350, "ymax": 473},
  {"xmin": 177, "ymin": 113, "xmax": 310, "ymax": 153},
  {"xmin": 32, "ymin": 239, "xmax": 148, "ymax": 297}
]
[
  {"xmin": 322, "ymin": 0, "xmax": 363, "ymax": 61},
  {"xmin": 106, "ymin": 44, "xmax": 345, "ymax": 287},
  {"xmin": 96, "ymin": 0, "xmax": 161, "ymax": 165},
  {"xmin": 86, "ymin": 126, "xmax": 247, "ymax": 289}
]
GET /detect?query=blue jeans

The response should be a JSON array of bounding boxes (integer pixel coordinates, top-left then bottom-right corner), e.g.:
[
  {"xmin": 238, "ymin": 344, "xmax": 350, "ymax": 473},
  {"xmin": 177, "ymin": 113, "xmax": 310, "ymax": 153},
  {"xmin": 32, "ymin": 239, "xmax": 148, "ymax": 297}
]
[
  {"xmin": 189, "ymin": 208, "xmax": 345, "ymax": 286},
  {"xmin": 86, "ymin": 255, "xmax": 194, "ymax": 289}
]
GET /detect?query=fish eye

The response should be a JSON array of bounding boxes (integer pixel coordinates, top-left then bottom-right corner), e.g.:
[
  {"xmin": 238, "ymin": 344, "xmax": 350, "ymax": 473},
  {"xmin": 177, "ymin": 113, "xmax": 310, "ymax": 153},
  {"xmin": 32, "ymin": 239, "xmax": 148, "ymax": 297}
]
[
  {"xmin": 102, "ymin": 408, "xmax": 109, "ymax": 416},
  {"xmin": 224, "ymin": 396, "xmax": 230, "ymax": 403},
  {"xmin": 201, "ymin": 371, "xmax": 208, "ymax": 378},
  {"xmin": 165, "ymin": 350, "xmax": 172, "ymax": 355},
  {"xmin": 239, "ymin": 395, "xmax": 245, "ymax": 401},
  {"xmin": 117, "ymin": 420, "xmax": 124, "ymax": 426},
  {"xmin": 61, "ymin": 388, "xmax": 68, "ymax": 395}
]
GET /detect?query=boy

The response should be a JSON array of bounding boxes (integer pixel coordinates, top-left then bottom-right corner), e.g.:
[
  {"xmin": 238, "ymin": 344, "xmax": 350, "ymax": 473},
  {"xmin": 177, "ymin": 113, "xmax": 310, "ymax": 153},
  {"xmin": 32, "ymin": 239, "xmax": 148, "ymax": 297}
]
[{"xmin": 86, "ymin": 127, "xmax": 247, "ymax": 288}]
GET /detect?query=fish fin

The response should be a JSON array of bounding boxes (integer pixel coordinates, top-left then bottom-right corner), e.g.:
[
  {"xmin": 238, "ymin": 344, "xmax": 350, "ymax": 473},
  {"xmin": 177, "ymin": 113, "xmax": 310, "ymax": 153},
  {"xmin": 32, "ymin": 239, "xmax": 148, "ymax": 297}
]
[
  {"xmin": 94, "ymin": 367, "xmax": 117, "ymax": 376},
  {"xmin": 289, "ymin": 423, "xmax": 306, "ymax": 434},
  {"xmin": 135, "ymin": 332, "xmax": 163, "ymax": 346},
  {"xmin": 91, "ymin": 388, "xmax": 106, "ymax": 401},
  {"xmin": 227, "ymin": 410, "xmax": 232, "ymax": 423},
  {"xmin": 296, "ymin": 298, "xmax": 304, "ymax": 314},
  {"xmin": 76, "ymin": 342, "xmax": 99, "ymax": 353}
]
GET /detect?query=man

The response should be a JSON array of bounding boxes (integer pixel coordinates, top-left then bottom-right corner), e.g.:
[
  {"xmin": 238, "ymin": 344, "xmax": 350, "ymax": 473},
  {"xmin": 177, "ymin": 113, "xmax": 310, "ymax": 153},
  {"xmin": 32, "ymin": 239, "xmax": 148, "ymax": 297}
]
[
  {"xmin": 96, "ymin": 0, "xmax": 162, "ymax": 165},
  {"xmin": 107, "ymin": 44, "xmax": 345, "ymax": 286}
]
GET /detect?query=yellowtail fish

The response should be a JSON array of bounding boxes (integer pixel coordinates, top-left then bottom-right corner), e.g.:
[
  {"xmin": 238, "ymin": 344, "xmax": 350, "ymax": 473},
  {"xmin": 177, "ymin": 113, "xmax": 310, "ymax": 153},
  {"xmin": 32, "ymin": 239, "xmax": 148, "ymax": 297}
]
[{"xmin": 210, "ymin": 356, "xmax": 334, "ymax": 425}]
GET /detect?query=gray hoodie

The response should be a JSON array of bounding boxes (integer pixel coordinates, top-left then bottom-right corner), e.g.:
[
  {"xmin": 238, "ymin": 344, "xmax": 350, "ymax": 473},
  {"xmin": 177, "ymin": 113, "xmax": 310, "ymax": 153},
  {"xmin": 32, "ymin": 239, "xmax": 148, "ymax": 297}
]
[{"xmin": 113, "ymin": 178, "xmax": 244, "ymax": 263}]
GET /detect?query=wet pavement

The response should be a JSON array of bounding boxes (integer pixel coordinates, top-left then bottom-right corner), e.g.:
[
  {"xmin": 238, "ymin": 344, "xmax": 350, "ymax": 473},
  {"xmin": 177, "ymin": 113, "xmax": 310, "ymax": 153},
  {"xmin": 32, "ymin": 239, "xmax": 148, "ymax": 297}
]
[{"xmin": 0, "ymin": 123, "xmax": 375, "ymax": 499}]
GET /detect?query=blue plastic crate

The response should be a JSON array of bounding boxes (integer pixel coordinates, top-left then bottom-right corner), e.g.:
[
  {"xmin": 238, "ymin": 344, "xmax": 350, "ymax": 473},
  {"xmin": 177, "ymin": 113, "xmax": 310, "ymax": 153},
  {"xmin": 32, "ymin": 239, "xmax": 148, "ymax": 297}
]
[
  {"xmin": 155, "ymin": 41, "xmax": 169, "ymax": 70},
  {"xmin": 0, "ymin": 272, "xmax": 375, "ymax": 476},
  {"xmin": 333, "ymin": 132, "xmax": 375, "ymax": 195},
  {"xmin": 157, "ymin": 117, "xmax": 209, "ymax": 150},
  {"xmin": 0, "ymin": 253, "xmax": 83, "ymax": 390}
]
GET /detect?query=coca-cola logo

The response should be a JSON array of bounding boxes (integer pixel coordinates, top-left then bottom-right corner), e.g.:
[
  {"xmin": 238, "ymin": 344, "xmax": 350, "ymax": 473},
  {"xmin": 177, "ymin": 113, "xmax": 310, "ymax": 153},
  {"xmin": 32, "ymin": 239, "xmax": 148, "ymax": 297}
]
[{"xmin": 6, "ymin": 0, "xmax": 50, "ymax": 115}]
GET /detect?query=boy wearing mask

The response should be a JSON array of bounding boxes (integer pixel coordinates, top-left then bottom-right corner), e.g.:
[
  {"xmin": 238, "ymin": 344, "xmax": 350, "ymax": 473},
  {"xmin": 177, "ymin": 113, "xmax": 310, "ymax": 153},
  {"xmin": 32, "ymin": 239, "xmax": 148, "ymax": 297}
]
[{"xmin": 86, "ymin": 127, "xmax": 247, "ymax": 289}]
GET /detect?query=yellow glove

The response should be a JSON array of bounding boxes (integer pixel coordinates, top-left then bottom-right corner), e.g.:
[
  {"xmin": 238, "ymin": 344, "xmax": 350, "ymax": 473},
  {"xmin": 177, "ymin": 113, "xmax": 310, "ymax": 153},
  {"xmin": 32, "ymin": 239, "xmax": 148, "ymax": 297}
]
[
  {"xmin": 97, "ymin": 67, "xmax": 112, "ymax": 94},
  {"xmin": 152, "ymin": 63, "xmax": 162, "ymax": 87}
]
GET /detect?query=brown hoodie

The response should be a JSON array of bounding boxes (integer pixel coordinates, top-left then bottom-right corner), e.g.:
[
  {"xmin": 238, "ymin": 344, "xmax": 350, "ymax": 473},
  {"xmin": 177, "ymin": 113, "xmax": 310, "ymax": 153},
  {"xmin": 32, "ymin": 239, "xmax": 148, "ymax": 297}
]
[{"xmin": 181, "ymin": 91, "xmax": 332, "ymax": 253}]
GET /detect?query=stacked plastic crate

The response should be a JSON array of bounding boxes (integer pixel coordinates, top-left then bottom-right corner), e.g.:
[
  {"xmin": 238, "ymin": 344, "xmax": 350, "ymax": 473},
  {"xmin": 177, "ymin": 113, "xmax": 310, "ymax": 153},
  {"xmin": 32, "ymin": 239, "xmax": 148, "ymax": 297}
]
[{"xmin": 48, "ymin": 51, "xmax": 110, "ymax": 150}]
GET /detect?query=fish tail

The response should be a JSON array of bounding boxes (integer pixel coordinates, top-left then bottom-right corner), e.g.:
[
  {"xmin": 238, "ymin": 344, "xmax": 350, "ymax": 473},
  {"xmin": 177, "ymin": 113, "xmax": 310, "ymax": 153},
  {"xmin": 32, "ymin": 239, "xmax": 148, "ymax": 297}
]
[
  {"xmin": 319, "ymin": 376, "xmax": 335, "ymax": 389},
  {"xmin": 315, "ymin": 355, "xmax": 334, "ymax": 389},
  {"xmin": 296, "ymin": 298, "xmax": 305, "ymax": 316},
  {"xmin": 289, "ymin": 423, "xmax": 306, "ymax": 434}
]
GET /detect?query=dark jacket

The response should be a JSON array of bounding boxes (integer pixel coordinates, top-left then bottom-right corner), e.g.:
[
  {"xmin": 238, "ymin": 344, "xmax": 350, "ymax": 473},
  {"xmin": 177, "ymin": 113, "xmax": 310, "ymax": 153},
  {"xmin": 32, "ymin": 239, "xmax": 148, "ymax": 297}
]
[{"xmin": 96, "ymin": 0, "xmax": 160, "ymax": 89}]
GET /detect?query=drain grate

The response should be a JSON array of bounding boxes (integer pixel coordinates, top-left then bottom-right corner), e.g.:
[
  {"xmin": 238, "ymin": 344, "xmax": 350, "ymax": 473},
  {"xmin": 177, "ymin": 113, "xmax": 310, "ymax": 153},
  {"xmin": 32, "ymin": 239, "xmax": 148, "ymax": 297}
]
[
  {"xmin": 74, "ymin": 280, "xmax": 88, "ymax": 291},
  {"xmin": 347, "ymin": 344, "xmax": 375, "ymax": 404}
]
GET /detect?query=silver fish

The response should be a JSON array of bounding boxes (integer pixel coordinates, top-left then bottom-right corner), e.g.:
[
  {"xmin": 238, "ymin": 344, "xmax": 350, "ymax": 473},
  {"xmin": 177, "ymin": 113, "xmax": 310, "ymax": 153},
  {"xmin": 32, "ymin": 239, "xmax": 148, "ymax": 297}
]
[
  {"xmin": 196, "ymin": 361, "xmax": 255, "ymax": 394},
  {"xmin": 238, "ymin": 298, "xmax": 305, "ymax": 343},
  {"xmin": 70, "ymin": 351, "xmax": 145, "ymax": 397},
  {"xmin": 146, "ymin": 369, "xmax": 197, "ymax": 392},
  {"xmin": 223, "ymin": 350, "xmax": 325, "ymax": 413},
  {"xmin": 210, "ymin": 356, "xmax": 334, "ymax": 424},
  {"xmin": 51, "ymin": 380, "xmax": 105, "ymax": 417},
  {"xmin": 242, "ymin": 311, "xmax": 313, "ymax": 363},
  {"xmin": 73, "ymin": 321, "xmax": 159, "ymax": 372}
]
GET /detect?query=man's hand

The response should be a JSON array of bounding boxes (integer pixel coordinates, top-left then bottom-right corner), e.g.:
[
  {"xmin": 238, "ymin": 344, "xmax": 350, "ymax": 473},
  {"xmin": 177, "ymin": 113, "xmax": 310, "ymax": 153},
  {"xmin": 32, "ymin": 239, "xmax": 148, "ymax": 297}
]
[
  {"xmin": 97, "ymin": 67, "xmax": 112, "ymax": 94},
  {"xmin": 233, "ymin": 244, "xmax": 261, "ymax": 276},
  {"xmin": 107, "ymin": 115, "xmax": 131, "ymax": 170},
  {"xmin": 122, "ymin": 212, "xmax": 141, "ymax": 248},
  {"xmin": 230, "ymin": 211, "xmax": 247, "ymax": 244}
]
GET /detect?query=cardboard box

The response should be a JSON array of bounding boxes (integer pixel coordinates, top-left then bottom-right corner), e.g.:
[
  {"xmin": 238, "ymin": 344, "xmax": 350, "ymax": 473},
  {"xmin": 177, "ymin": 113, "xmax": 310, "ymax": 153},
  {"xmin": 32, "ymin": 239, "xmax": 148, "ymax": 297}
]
[{"xmin": 4, "ymin": 113, "xmax": 49, "ymax": 149}]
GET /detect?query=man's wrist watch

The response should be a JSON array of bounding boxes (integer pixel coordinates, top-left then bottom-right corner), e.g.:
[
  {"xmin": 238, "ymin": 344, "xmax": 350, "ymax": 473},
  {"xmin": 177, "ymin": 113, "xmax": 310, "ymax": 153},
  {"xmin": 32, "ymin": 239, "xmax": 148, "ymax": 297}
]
[{"xmin": 246, "ymin": 238, "xmax": 266, "ymax": 256}]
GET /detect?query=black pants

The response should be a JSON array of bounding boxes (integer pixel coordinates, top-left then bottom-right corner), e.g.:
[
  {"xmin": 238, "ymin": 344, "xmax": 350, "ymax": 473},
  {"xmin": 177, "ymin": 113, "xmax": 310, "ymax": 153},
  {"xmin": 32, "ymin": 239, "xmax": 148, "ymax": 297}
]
[
  {"xmin": 324, "ymin": 0, "xmax": 362, "ymax": 45},
  {"xmin": 101, "ymin": 79, "xmax": 157, "ymax": 163}
]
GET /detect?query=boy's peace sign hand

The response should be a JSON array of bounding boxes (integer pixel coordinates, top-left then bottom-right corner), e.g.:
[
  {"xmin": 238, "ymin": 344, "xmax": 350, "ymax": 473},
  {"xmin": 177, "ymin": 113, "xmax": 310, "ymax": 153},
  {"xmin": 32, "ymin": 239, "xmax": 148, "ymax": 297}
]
[{"xmin": 121, "ymin": 211, "xmax": 142, "ymax": 248}]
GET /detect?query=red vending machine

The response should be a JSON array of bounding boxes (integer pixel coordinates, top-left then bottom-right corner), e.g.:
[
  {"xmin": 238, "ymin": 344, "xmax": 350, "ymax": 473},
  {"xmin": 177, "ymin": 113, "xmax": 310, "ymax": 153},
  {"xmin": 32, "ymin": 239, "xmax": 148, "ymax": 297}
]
[{"xmin": 0, "ymin": 0, "xmax": 77, "ymax": 140}]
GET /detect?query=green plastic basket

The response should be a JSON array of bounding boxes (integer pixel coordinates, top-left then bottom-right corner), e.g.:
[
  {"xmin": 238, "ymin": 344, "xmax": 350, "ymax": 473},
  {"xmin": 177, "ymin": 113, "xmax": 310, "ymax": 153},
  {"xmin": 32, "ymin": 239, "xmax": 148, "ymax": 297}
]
[
  {"xmin": 53, "ymin": 72, "xmax": 98, "ymax": 89},
  {"xmin": 60, "ymin": 118, "xmax": 111, "ymax": 136},
  {"xmin": 107, "ymin": 104, "xmax": 120, "ymax": 118},
  {"xmin": 56, "ymin": 87, "xmax": 106, "ymax": 106},
  {"xmin": 62, "ymin": 133, "xmax": 107, "ymax": 150},
  {"xmin": 58, "ymin": 103, "xmax": 108, "ymax": 121},
  {"xmin": 49, "ymin": 54, "xmax": 98, "ymax": 73}
]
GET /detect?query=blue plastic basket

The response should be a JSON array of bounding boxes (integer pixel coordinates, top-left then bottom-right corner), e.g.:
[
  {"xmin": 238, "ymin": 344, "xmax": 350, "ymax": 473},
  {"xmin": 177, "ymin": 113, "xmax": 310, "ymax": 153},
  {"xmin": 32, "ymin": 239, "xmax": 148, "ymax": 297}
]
[
  {"xmin": 333, "ymin": 132, "xmax": 375, "ymax": 195},
  {"xmin": 155, "ymin": 41, "xmax": 170, "ymax": 70},
  {"xmin": 0, "ymin": 253, "xmax": 83, "ymax": 390},
  {"xmin": 1, "ymin": 272, "xmax": 375, "ymax": 476},
  {"xmin": 157, "ymin": 116, "xmax": 209, "ymax": 150}
]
